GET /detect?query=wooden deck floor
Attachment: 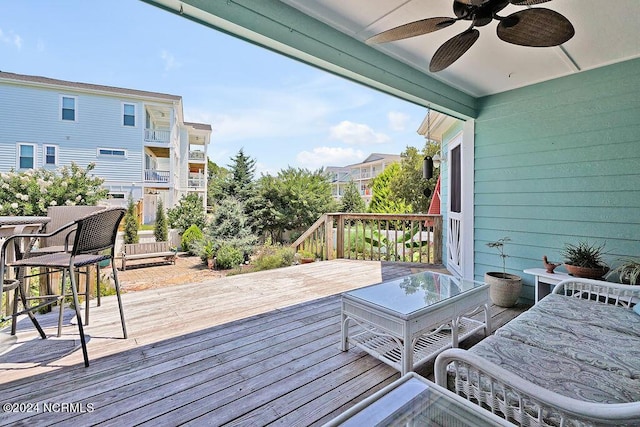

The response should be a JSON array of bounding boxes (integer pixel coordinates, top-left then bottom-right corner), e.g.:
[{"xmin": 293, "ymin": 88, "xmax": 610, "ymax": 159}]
[{"xmin": 0, "ymin": 260, "xmax": 527, "ymax": 426}]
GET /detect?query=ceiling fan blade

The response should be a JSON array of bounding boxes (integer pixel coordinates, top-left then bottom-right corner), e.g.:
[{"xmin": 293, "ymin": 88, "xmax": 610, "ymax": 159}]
[
  {"xmin": 456, "ymin": 0, "xmax": 490, "ymax": 5},
  {"xmin": 510, "ymin": 0, "xmax": 552, "ymax": 5},
  {"xmin": 429, "ymin": 29, "xmax": 480, "ymax": 72},
  {"xmin": 366, "ymin": 17, "xmax": 457, "ymax": 44},
  {"xmin": 497, "ymin": 8, "xmax": 574, "ymax": 47}
]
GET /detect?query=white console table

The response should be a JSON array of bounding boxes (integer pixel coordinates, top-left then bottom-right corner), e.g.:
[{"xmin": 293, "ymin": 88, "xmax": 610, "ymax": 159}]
[{"xmin": 523, "ymin": 268, "xmax": 571, "ymax": 303}]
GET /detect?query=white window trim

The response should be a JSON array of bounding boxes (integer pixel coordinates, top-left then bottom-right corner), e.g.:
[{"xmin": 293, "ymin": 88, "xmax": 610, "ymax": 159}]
[
  {"xmin": 17, "ymin": 142, "xmax": 37, "ymax": 170},
  {"xmin": 60, "ymin": 95, "xmax": 78, "ymax": 122},
  {"xmin": 122, "ymin": 102, "xmax": 136, "ymax": 127},
  {"xmin": 43, "ymin": 144, "xmax": 59, "ymax": 167},
  {"xmin": 97, "ymin": 147, "xmax": 128, "ymax": 158}
]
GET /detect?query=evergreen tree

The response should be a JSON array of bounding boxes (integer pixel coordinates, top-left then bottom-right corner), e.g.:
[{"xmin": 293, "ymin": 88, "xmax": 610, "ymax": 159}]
[
  {"xmin": 123, "ymin": 195, "xmax": 139, "ymax": 244},
  {"xmin": 223, "ymin": 148, "xmax": 256, "ymax": 203},
  {"xmin": 207, "ymin": 196, "xmax": 257, "ymax": 258},
  {"xmin": 368, "ymin": 163, "xmax": 411, "ymax": 214},
  {"xmin": 340, "ymin": 180, "xmax": 366, "ymax": 212},
  {"xmin": 154, "ymin": 198, "xmax": 168, "ymax": 242},
  {"xmin": 207, "ymin": 159, "xmax": 229, "ymax": 208}
]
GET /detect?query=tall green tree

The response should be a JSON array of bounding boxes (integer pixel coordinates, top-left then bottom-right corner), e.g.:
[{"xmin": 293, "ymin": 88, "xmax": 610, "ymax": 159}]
[
  {"xmin": 123, "ymin": 194, "xmax": 139, "ymax": 244},
  {"xmin": 154, "ymin": 198, "xmax": 168, "ymax": 242},
  {"xmin": 167, "ymin": 193, "xmax": 206, "ymax": 233},
  {"xmin": 340, "ymin": 181, "xmax": 366, "ymax": 212},
  {"xmin": 223, "ymin": 148, "xmax": 256, "ymax": 203},
  {"xmin": 207, "ymin": 196, "xmax": 257, "ymax": 257},
  {"xmin": 207, "ymin": 159, "xmax": 229, "ymax": 208},
  {"xmin": 390, "ymin": 143, "xmax": 439, "ymax": 213},
  {"xmin": 251, "ymin": 167, "xmax": 337, "ymax": 242},
  {"xmin": 368, "ymin": 163, "xmax": 411, "ymax": 214}
]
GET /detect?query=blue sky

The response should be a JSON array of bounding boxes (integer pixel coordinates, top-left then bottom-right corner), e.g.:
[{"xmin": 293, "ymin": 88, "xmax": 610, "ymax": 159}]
[{"xmin": 1, "ymin": 0, "xmax": 428, "ymax": 176}]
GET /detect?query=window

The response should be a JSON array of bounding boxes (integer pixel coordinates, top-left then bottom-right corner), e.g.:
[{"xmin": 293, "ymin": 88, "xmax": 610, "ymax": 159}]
[
  {"xmin": 61, "ymin": 96, "xmax": 76, "ymax": 121},
  {"xmin": 43, "ymin": 145, "xmax": 58, "ymax": 166},
  {"xmin": 98, "ymin": 148, "xmax": 126, "ymax": 157},
  {"xmin": 123, "ymin": 103, "xmax": 135, "ymax": 127},
  {"xmin": 107, "ymin": 193, "xmax": 126, "ymax": 199},
  {"xmin": 17, "ymin": 143, "xmax": 36, "ymax": 169}
]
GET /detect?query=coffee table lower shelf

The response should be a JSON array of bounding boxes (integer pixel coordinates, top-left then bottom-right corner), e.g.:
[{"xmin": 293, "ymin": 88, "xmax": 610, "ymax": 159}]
[{"xmin": 347, "ymin": 317, "xmax": 485, "ymax": 373}]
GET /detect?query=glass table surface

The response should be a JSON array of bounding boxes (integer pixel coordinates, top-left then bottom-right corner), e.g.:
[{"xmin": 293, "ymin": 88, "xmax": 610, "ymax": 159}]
[{"xmin": 344, "ymin": 271, "xmax": 485, "ymax": 316}]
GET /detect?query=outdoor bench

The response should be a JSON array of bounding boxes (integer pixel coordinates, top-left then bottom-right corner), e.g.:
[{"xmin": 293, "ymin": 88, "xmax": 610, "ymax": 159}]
[
  {"xmin": 434, "ymin": 277, "xmax": 640, "ymax": 426},
  {"xmin": 121, "ymin": 241, "xmax": 176, "ymax": 271}
]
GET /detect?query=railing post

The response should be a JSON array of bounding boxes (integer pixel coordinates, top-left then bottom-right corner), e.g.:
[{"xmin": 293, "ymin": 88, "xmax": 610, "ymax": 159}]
[
  {"xmin": 433, "ymin": 216, "xmax": 443, "ymax": 264},
  {"xmin": 336, "ymin": 214, "xmax": 344, "ymax": 259},
  {"xmin": 325, "ymin": 214, "xmax": 333, "ymax": 260}
]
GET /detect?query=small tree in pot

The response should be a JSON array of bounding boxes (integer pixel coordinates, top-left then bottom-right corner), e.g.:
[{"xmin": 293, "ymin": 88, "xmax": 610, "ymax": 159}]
[{"xmin": 485, "ymin": 237, "xmax": 522, "ymax": 307}]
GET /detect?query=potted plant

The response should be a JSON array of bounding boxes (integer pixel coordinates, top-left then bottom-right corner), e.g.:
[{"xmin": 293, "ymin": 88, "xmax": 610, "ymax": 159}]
[
  {"xmin": 296, "ymin": 249, "xmax": 316, "ymax": 264},
  {"xmin": 607, "ymin": 257, "xmax": 640, "ymax": 285},
  {"xmin": 484, "ymin": 237, "xmax": 522, "ymax": 307},
  {"xmin": 201, "ymin": 240, "xmax": 216, "ymax": 270},
  {"xmin": 561, "ymin": 241, "xmax": 609, "ymax": 279}
]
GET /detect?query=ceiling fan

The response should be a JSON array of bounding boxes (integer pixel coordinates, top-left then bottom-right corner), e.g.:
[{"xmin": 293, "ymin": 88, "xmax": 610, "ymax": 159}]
[{"xmin": 366, "ymin": 0, "xmax": 575, "ymax": 72}]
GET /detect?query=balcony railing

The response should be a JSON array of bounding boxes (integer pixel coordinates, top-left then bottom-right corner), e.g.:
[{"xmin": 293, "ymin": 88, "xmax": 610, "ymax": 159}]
[
  {"xmin": 144, "ymin": 169, "xmax": 170, "ymax": 183},
  {"xmin": 144, "ymin": 129, "xmax": 170, "ymax": 143},
  {"xmin": 189, "ymin": 150, "xmax": 206, "ymax": 161},
  {"xmin": 188, "ymin": 173, "xmax": 205, "ymax": 189},
  {"xmin": 292, "ymin": 213, "xmax": 443, "ymax": 264}
]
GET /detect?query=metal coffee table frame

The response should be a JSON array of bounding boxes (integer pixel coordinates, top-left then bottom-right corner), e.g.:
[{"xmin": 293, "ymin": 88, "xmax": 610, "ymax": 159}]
[{"xmin": 340, "ymin": 273, "xmax": 490, "ymax": 375}]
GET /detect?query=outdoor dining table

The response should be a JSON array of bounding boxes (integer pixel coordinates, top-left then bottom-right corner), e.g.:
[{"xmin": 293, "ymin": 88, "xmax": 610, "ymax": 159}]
[{"xmin": 0, "ymin": 216, "xmax": 51, "ymax": 337}]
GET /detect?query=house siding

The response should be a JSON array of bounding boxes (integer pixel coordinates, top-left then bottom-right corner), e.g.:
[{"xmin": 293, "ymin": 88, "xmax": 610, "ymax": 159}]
[
  {"xmin": 0, "ymin": 83, "xmax": 143, "ymax": 183},
  {"xmin": 473, "ymin": 58, "xmax": 640, "ymax": 301}
]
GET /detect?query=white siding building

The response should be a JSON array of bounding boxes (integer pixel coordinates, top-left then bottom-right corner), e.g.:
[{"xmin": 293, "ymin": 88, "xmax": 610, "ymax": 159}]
[
  {"xmin": 326, "ymin": 153, "xmax": 401, "ymax": 203},
  {"xmin": 0, "ymin": 71, "xmax": 211, "ymax": 224}
]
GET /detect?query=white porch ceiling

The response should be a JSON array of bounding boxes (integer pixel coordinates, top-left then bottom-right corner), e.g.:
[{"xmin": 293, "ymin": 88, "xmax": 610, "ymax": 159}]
[{"xmin": 279, "ymin": 0, "xmax": 640, "ymax": 97}]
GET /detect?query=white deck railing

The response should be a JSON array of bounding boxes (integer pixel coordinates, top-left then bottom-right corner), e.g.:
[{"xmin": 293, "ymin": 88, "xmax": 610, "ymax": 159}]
[
  {"xmin": 144, "ymin": 129, "xmax": 170, "ymax": 143},
  {"xmin": 144, "ymin": 169, "xmax": 170, "ymax": 183}
]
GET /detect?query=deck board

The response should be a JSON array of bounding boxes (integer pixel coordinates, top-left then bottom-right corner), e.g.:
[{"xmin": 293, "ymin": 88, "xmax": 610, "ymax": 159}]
[{"xmin": 0, "ymin": 259, "xmax": 525, "ymax": 426}]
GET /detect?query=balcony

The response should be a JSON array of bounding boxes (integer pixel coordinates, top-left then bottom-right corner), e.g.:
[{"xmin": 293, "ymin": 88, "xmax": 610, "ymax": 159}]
[
  {"xmin": 189, "ymin": 150, "xmax": 206, "ymax": 162},
  {"xmin": 188, "ymin": 172, "xmax": 205, "ymax": 189},
  {"xmin": 144, "ymin": 169, "xmax": 170, "ymax": 183},
  {"xmin": 144, "ymin": 129, "xmax": 170, "ymax": 143}
]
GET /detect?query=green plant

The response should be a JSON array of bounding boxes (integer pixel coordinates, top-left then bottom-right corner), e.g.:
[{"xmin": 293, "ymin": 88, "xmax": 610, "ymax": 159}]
[
  {"xmin": 297, "ymin": 249, "xmax": 316, "ymax": 259},
  {"xmin": 123, "ymin": 195, "xmax": 139, "ymax": 244},
  {"xmin": 167, "ymin": 193, "xmax": 207, "ymax": 233},
  {"xmin": 486, "ymin": 237, "xmax": 511, "ymax": 275},
  {"xmin": 215, "ymin": 244, "xmax": 244, "ymax": 270},
  {"xmin": 253, "ymin": 241, "xmax": 295, "ymax": 271},
  {"xmin": 154, "ymin": 198, "xmax": 168, "ymax": 242},
  {"xmin": 200, "ymin": 239, "xmax": 215, "ymax": 261},
  {"xmin": 561, "ymin": 241, "xmax": 608, "ymax": 269},
  {"xmin": 607, "ymin": 258, "xmax": 640, "ymax": 285},
  {"xmin": 181, "ymin": 224, "xmax": 203, "ymax": 253}
]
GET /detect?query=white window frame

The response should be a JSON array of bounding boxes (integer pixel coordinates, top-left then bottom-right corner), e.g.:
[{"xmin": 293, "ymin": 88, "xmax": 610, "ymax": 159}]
[
  {"xmin": 17, "ymin": 143, "xmax": 37, "ymax": 170},
  {"xmin": 43, "ymin": 144, "xmax": 59, "ymax": 167},
  {"xmin": 60, "ymin": 95, "xmax": 78, "ymax": 122},
  {"xmin": 122, "ymin": 102, "xmax": 136, "ymax": 127},
  {"xmin": 97, "ymin": 147, "xmax": 127, "ymax": 158}
]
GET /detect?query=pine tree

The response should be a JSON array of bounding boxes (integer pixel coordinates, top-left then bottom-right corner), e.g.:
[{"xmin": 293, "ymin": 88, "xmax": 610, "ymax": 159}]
[
  {"xmin": 154, "ymin": 198, "xmax": 168, "ymax": 242},
  {"xmin": 340, "ymin": 181, "xmax": 366, "ymax": 212},
  {"xmin": 123, "ymin": 195, "xmax": 139, "ymax": 244},
  {"xmin": 223, "ymin": 148, "xmax": 256, "ymax": 203}
]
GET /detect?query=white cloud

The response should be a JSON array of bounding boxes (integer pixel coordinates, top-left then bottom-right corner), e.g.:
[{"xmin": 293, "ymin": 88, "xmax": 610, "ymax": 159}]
[
  {"xmin": 0, "ymin": 28, "xmax": 22, "ymax": 50},
  {"xmin": 160, "ymin": 50, "xmax": 180, "ymax": 71},
  {"xmin": 296, "ymin": 146, "xmax": 365, "ymax": 170},
  {"xmin": 329, "ymin": 121, "xmax": 390, "ymax": 145},
  {"xmin": 388, "ymin": 111, "xmax": 409, "ymax": 131}
]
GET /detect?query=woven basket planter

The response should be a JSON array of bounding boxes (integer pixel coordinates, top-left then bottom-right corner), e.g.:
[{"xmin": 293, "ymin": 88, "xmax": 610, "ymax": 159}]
[{"xmin": 484, "ymin": 272, "xmax": 522, "ymax": 308}]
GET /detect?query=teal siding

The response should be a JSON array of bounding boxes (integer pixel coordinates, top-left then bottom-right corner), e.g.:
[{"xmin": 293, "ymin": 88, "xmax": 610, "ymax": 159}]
[{"xmin": 474, "ymin": 58, "xmax": 640, "ymax": 302}]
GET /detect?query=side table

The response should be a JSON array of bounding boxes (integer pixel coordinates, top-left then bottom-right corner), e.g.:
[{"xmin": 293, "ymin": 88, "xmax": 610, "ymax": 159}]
[{"xmin": 523, "ymin": 268, "xmax": 570, "ymax": 303}]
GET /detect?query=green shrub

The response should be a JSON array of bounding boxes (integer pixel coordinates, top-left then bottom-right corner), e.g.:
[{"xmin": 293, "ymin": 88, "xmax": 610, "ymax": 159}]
[
  {"xmin": 167, "ymin": 193, "xmax": 206, "ymax": 233},
  {"xmin": 154, "ymin": 198, "xmax": 168, "ymax": 242},
  {"xmin": 181, "ymin": 224, "xmax": 203, "ymax": 253},
  {"xmin": 123, "ymin": 195, "xmax": 139, "ymax": 244},
  {"xmin": 253, "ymin": 242, "xmax": 295, "ymax": 271},
  {"xmin": 215, "ymin": 244, "xmax": 244, "ymax": 270}
]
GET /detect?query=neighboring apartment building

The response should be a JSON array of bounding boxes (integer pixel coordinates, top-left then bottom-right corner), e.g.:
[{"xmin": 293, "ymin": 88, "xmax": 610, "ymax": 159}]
[
  {"xmin": 326, "ymin": 153, "xmax": 401, "ymax": 203},
  {"xmin": 0, "ymin": 71, "xmax": 211, "ymax": 224}
]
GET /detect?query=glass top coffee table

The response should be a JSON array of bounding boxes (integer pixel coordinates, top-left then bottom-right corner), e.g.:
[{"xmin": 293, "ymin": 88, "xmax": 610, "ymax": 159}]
[
  {"xmin": 340, "ymin": 271, "xmax": 490, "ymax": 375},
  {"xmin": 324, "ymin": 372, "xmax": 511, "ymax": 426}
]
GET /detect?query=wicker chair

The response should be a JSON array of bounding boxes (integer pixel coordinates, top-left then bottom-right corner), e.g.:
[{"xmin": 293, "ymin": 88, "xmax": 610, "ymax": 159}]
[
  {"xmin": 2, "ymin": 208, "xmax": 128, "ymax": 367},
  {"xmin": 28, "ymin": 205, "xmax": 105, "ymax": 336}
]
